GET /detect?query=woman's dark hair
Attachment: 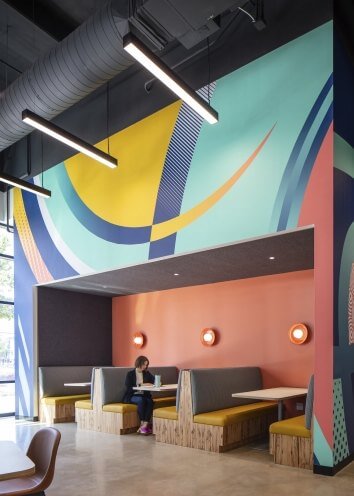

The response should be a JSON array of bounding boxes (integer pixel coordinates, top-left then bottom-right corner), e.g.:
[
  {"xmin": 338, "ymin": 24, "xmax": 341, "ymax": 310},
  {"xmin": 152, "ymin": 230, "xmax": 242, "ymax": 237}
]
[{"xmin": 135, "ymin": 355, "xmax": 149, "ymax": 369}]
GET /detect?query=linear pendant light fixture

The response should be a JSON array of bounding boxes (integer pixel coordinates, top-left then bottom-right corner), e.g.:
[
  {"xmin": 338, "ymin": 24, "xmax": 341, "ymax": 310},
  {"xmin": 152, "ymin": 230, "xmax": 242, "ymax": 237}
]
[
  {"xmin": 123, "ymin": 33, "xmax": 219, "ymax": 124},
  {"xmin": 0, "ymin": 172, "xmax": 51, "ymax": 198},
  {"xmin": 22, "ymin": 110, "xmax": 117, "ymax": 169}
]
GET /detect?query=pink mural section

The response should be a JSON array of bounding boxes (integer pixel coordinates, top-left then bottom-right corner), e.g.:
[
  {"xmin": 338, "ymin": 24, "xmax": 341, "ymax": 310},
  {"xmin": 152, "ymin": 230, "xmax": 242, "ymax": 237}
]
[
  {"xmin": 113, "ymin": 270, "xmax": 314, "ymax": 415},
  {"xmin": 298, "ymin": 124, "xmax": 334, "ymax": 449}
]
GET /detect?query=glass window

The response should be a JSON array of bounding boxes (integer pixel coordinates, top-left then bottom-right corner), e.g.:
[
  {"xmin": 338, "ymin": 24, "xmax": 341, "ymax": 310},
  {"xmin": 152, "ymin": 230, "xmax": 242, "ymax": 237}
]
[
  {"xmin": 0, "ymin": 257, "xmax": 14, "ymax": 302},
  {"xmin": 0, "ymin": 304, "xmax": 14, "ymax": 382},
  {"xmin": 0, "ymin": 383, "xmax": 15, "ymax": 416},
  {"xmin": 0, "ymin": 224, "xmax": 14, "ymax": 416},
  {"xmin": 0, "ymin": 228, "xmax": 13, "ymax": 256}
]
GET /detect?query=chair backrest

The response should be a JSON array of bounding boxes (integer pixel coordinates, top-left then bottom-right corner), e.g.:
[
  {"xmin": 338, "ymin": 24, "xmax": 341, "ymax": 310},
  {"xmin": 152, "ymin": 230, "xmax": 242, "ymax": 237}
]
[{"xmin": 26, "ymin": 427, "xmax": 61, "ymax": 493}]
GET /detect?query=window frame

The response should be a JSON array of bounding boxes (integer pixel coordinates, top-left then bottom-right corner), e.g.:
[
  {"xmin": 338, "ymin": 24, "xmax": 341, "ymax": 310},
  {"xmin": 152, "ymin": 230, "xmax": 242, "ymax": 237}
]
[{"xmin": 0, "ymin": 223, "xmax": 14, "ymax": 417}]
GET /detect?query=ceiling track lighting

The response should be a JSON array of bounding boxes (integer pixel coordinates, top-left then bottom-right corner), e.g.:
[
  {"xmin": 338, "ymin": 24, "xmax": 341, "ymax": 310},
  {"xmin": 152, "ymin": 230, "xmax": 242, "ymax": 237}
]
[
  {"xmin": 22, "ymin": 110, "xmax": 117, "ymax": 169},
  {"xmin": 0, "ymin": 172, "xmax": 51, "ymax": 198},
  {"xmin": 123, "ymin": 33, "xmax": 219, "ymax": 125}
]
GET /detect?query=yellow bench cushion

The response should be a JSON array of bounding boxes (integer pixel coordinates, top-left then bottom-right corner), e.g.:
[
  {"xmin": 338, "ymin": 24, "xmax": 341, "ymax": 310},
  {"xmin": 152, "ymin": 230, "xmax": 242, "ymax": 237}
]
[
  {"xmin": 75, "ymin": 399, "xmax": 93, "ymax": 410},
  {"xmin": 153, "ymin": 406, "xmax": 178, "ymax": 420},
  {"xmin": 269, "ymin": 415, "xmax": 311, "ymax": 438},
  {"xmin": 102, "ymin": 403, "xmax": 137, "ymax": 413},
  {"xmin": 41, "ymin": 394, "xmax": 90, "ymax": 406},
  {"xmin": 153, "ymin": 396, "xmax": 176, "ymax": 408},
  {"xmin": 193, "ymin": 401, "xmax": 277, "ymax": 427}
]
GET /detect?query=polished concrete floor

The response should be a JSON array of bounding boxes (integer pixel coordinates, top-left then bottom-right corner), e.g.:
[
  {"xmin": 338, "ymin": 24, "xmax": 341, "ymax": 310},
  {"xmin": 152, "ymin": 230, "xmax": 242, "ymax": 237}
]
[{"xmin": 1, "ymin": 418, "xmax": 354, "ymax": 496}]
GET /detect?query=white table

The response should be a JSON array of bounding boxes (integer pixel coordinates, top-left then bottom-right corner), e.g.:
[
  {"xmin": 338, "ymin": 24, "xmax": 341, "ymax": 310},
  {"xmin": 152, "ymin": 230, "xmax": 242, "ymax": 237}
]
[
  {"xmin": 64, "ymin": 382, "xmax": 91, "ymax": 387},
  {"xmin": 0, "ymin": 441, "xmax": 35, "ymax": 481},
  {"xmin": 232, "ymin": 387, "xmax": 308, "ymax": 420},
  {"xmin": 132, "ymin": 384, "xmax": 178, "ymax": 392}
]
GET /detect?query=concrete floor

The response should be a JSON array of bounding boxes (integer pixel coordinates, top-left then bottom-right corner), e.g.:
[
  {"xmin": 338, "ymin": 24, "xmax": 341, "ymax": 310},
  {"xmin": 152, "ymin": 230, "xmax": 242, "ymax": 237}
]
[{"xmin": 1, "ymin": 418, "xmax": 354, "ymax": 496}]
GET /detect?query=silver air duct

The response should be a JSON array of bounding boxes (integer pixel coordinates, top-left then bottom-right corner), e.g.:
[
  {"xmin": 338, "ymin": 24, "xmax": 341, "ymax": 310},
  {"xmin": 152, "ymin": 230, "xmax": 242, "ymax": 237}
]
[{"xmin": 0, "ymin": 1, "xmax": 133, "ymax": 152}]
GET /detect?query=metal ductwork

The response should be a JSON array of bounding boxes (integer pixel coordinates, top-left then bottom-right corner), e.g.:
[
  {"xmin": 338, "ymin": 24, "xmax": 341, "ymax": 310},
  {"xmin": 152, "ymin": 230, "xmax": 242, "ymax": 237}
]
[
  {"xmin": 0, "ymin": 0, "xmax": 247, "ymax": 155},
  {"xmin": 0, "ymin": 1, "xmax": 133, "ymax": 153}
]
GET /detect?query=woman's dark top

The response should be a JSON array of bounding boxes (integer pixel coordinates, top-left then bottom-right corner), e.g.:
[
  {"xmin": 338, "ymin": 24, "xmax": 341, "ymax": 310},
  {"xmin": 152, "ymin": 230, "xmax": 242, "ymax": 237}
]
[{"xmin": 123, "ymin": 369, "xmax": 155, "ymax": 402}]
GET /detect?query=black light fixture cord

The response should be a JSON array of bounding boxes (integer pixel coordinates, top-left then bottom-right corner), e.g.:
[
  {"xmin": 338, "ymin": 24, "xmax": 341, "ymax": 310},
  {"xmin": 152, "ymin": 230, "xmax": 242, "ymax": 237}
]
[
  {"xmin": 41, "ymin": 133, "xmax": 44, "ymax": 188},
  {"xmin": 207, "ymin": 37, "xmax": 211, "ymax": 105},
  {"xmin": 106, "ymin": 81, "xmax": 110, "ymax": 155},
  {"xmin": 6, "ymin": 188, "xmax": 13, "ymax": 233}
]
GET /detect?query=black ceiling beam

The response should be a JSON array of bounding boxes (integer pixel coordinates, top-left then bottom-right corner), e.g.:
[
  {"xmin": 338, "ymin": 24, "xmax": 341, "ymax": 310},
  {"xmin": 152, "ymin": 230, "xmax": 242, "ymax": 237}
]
[{"xmin": 1, "ymin": 0, "xmax": 79, "ymax": 41}]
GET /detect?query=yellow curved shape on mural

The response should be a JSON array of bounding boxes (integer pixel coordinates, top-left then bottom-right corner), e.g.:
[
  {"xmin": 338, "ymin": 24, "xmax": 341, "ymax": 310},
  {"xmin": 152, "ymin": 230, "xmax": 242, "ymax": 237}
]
[
  {"xmin": 151, "ymin": 126, "xmax": 274, "ymax": 241},
  {"xmin": 65, "ymin": 101, "xmax": 182, "ymax": 227},
  {"xmin": 13, "ymin": 189, "xmax": 53, "ymax": 283}
]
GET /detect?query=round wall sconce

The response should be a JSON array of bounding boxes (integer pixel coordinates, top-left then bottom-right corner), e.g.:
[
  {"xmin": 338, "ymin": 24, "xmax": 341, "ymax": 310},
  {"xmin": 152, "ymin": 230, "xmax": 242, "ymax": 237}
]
[
  {"xmin": 200, "ymin": 328, "xmax": 216, "ymax": 346},
  {"xmin": 133, "ymin": 332, "xmax": 145, "ymax": 348},
  {"xmin": 288, "ymin": 323, "xmax": 309, "ymax": 345}
]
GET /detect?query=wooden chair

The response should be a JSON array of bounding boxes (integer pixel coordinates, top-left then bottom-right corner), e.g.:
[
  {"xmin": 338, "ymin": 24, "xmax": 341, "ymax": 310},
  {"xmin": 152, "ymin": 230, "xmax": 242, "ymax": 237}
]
[{"xmin": 0, "ymin": 427, "xmax": 61, "ymax": 495}]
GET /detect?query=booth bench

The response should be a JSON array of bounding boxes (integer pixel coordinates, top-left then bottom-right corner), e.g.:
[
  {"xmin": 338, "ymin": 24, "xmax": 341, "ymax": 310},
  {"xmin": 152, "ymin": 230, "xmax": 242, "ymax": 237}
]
[
  {"xmin": 269, "ymin": 376, "xmax": 314, "ymax": 469},
  {"xmin": 153, "ymin": 367, "xmax": 278, "ymax": 453},
  {"xmin": 39, "ymin": 366, "xmax": 92, "ymax": 423},
  {"xmin": 75, "ymin": 366, "xmax": 178, "ymax": 435}
]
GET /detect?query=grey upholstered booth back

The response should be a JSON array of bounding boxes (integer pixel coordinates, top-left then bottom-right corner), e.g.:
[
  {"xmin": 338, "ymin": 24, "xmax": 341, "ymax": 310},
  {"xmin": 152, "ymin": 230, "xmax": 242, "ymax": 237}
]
[
  {"xmin": 305, "ymin": 375, "xmax": 314, "ymax": 429},
  {"xmin": 39, "ymin": 366, "xmax": 93, "ymax": 397},
  {"xmin": 100, "ymin": 366, "xmax": 179, "ymax": 405},
  {"xmin": 190, "ymin": 367, "xmax": 263, "ymax": 415},
  {"xmin": 149, "ymin": 366, "xmax": 179, "ymax": 398}
]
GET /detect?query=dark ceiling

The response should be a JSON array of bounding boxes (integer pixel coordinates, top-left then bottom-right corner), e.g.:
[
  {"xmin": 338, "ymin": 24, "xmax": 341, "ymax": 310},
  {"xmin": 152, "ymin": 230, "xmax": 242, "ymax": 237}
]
[
  {"xmin": 0, "ymin": 0, "xmax": 333, "ymax": 182},
  {"xmin": 39, "ymin": 227, "xmax": 314, "ymax": 297}
]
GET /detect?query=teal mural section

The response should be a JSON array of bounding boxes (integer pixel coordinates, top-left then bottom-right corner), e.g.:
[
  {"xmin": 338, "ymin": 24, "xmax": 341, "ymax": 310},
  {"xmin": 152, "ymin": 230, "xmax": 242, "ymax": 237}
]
[
  {"xmin": 176, "ymin": 23, "xmax": 332, "ymax": 252},
  {"xmin": 333, "ymin": 379, "xmax": 350, "ymax": 464},
  {"xmin": 313, "ymin": 416, "xmax": 333, "ymax": 467}
]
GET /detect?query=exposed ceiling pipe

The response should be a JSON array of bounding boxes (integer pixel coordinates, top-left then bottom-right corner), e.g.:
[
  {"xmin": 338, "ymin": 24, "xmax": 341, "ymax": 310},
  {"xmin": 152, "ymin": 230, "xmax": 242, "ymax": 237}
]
[{"xmin": 0, "ymin": 0, "xmax": 134, "ymax": 153}]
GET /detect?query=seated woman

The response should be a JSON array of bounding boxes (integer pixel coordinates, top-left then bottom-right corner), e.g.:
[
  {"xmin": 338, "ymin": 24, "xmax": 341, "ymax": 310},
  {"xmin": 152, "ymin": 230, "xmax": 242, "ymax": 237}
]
[{"xmin": 123, "ymin": 355, "xmax": 155, "ymax": 435}]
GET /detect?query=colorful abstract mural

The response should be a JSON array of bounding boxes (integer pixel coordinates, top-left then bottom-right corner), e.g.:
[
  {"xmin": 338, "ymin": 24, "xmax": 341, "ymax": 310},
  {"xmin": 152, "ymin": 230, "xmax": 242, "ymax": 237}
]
[{"xmin": 13, "ymin": 22, "xmax": 347, "ymax": 471}]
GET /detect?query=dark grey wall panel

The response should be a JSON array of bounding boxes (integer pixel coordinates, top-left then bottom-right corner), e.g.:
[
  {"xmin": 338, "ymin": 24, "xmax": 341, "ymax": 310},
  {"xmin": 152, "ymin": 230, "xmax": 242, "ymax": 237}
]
[{"xmin": 37, "ymin": 287, "xmax": 112, "ymax": 366}]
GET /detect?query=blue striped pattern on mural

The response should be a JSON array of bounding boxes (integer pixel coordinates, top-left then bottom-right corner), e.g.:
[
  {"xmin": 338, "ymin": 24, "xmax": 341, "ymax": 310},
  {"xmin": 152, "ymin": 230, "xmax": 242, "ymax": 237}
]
[
  {"xmin": 271, "ymin": 75, "xmax": 333, "ymax": 231},
  {"xmin": 286, "ymin": 104, "xmax": 333, "ymax": 227},
  {"xmin": 149, "ymin": 83, "xmax": 216, "ymax": 259},
  {"xmin": 23, "ymin": 190, "xmax": 78, "ymax": 279}
]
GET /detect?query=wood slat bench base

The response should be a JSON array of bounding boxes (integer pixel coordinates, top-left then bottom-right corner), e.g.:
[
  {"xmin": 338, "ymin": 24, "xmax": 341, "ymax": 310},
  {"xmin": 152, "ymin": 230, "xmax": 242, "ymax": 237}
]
[
  {"xmin": 269, "ymin": 414, "xmax": 313, "ymax": 469},
  {"xmin": 40, "ymin": 403, "xmax": 75, "ymax": 424},
  {"xmin": 154, "ymin": 412, "xmax": 277, "ymax": 453},
  {"xmin": 270, "ymin": 432, "xmax": 313, "ymax": 469},
  {"xmin": 75, "ymin": 406, "xmax": 95, "ymax": 430},
  {"xmin": 75, "ymin": 368, "xmax": 177, "ymax": 435},
  {"xmin": 40, "ymin": 394, "xmax": 90, "ymax": 424},
  {"xmin": 75, "ymin": 403, "xmax": 139, "ymax": 435},
  {"xmin": 153, "ymin": 371, "xmax": 277, "ymax": 453}
]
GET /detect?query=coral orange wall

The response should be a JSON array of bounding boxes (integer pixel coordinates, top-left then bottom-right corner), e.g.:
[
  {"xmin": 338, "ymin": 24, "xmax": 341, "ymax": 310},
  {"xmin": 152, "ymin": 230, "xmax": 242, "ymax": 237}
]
[{"xmin": 112, "ymin": 269, "xmax": 314, "ymax": 389}]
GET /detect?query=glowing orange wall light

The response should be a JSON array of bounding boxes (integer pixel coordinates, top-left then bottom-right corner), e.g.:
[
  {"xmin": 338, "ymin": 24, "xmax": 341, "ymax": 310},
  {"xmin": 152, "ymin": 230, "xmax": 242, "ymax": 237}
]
[
  {"xmin": 288, "ymin": 323, "xmax": 309, "ymax": 345},
  {"xmin": 200, "ymin": 328, "xmax": 216, "ymax": 346},
  {"xmin": 133, "ymin": 331, "xmax": 145, "ymax": 348}
]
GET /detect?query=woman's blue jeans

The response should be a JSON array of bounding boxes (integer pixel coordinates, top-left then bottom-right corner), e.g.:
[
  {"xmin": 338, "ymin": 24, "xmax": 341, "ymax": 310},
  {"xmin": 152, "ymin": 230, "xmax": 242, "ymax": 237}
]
[{"xmin": 130, "ymin": 394, "xmax": 153, "ymax": 422}]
